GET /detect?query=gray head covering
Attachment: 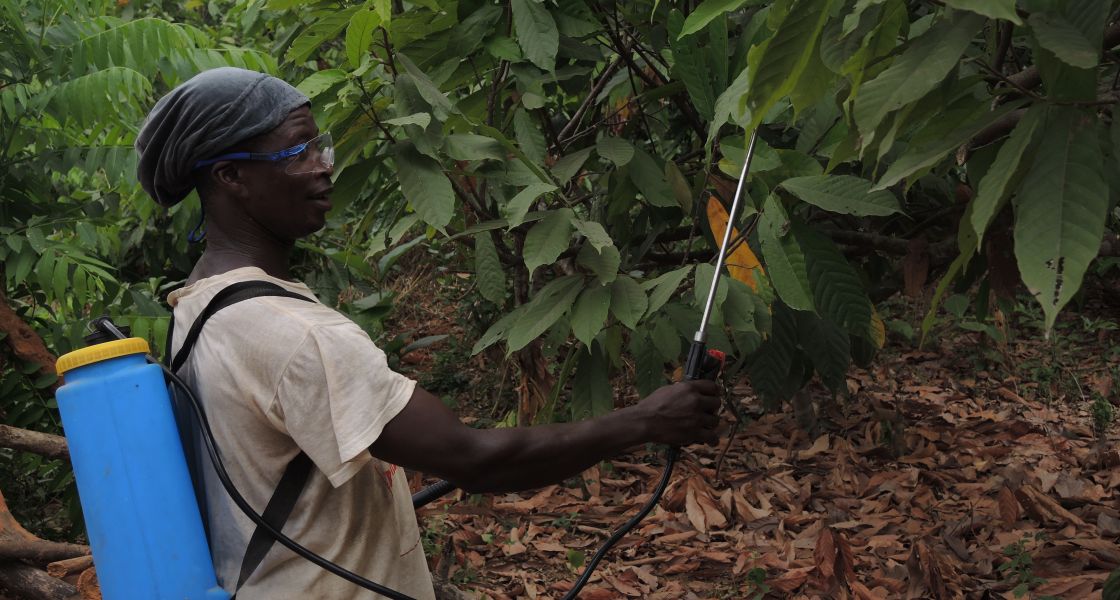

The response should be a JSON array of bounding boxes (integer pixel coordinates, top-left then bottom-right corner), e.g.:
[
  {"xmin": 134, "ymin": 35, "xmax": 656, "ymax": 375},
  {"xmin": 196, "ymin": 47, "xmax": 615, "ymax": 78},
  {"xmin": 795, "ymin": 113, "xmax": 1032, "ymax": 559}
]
[{"xmin": 135, "ymin": 67, "xmax": 310, "ymax": 207}]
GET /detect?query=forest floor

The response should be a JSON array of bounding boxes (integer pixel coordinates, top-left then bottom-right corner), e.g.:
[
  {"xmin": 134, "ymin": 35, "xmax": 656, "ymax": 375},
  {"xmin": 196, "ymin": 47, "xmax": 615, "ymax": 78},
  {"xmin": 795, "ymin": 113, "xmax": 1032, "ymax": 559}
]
[{"xmin": 388, "ymin": 266, "xmax": 1120, "ymax": 600}]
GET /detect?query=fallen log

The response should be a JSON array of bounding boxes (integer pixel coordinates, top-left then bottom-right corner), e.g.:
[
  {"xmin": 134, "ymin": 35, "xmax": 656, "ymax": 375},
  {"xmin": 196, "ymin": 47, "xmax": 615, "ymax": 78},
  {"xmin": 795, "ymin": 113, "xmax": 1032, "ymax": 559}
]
[
  {"xmin": 0, "ymin": 424, "xmax": 69, "ymax": 461},
  {"xmin": 0, "ymin": 562, "xmax": 78, "ymax": 600},
  {"xmin": 46, "ymin": 555, "xmax": 93, "ymax": 579},
  {"xmin": 0, "ymin": 540, "xmax": 89, "ymax": 564}
]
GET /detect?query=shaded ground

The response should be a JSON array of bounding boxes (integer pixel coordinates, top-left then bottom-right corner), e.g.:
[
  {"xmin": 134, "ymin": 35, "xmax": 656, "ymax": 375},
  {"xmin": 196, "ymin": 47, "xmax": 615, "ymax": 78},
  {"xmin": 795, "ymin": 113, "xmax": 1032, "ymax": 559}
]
[{"xmin": 391, "ymin": 287, "xmax": 1120, "ymax": 599}]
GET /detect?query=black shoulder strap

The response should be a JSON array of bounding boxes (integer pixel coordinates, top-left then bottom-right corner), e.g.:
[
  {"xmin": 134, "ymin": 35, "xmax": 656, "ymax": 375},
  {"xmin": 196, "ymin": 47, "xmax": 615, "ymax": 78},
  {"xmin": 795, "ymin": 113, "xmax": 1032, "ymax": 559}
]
[{"xmin": 167, "ymin": 280, "xmax": 317, "ymax": 594}]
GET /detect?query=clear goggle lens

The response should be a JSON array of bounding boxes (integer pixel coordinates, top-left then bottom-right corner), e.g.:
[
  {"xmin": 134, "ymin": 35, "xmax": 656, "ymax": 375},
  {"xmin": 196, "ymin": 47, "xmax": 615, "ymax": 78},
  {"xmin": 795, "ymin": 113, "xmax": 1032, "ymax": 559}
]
[{"xmin": 284, "ymin": 132, "xmax": 335, "ymax": 175}]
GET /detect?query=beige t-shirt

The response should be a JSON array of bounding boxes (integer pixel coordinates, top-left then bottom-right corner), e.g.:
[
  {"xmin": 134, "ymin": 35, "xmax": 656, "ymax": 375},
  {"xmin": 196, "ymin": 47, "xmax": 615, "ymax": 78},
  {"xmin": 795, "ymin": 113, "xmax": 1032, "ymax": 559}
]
[{"xmin": 167, "ymin": 267, "xmax": 435, "ymax": 600}]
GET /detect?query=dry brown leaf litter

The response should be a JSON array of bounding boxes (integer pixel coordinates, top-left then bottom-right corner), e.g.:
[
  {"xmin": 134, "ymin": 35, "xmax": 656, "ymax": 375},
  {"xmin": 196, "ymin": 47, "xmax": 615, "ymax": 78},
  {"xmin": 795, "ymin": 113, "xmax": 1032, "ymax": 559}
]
[{"xmin": 411, "ymin": 332, "xmax": 1120, "ymax": 599}]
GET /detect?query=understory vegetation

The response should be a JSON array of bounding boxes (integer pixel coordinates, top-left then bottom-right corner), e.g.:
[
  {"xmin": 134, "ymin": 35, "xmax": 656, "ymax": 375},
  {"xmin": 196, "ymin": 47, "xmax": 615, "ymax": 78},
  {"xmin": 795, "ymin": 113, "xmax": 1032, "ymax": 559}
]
[{"xmin": 1, "ymin": 0, "xmax": 1119, "ymax": 596}]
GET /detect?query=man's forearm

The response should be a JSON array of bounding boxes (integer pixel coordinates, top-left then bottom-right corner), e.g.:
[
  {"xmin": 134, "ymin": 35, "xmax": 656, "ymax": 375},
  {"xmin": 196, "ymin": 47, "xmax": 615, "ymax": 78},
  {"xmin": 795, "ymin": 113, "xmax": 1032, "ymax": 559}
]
[{"xmin": 452, "ymin": 405, "xmax": 650, "ymax": 493}]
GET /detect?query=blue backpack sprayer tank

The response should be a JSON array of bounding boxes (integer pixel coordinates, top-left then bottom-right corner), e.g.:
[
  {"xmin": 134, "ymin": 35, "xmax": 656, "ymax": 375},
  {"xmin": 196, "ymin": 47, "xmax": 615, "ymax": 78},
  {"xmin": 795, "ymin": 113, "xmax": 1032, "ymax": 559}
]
[{"xmin": 54, "ymin": 335, "xmax": 228, "ymax": 600}]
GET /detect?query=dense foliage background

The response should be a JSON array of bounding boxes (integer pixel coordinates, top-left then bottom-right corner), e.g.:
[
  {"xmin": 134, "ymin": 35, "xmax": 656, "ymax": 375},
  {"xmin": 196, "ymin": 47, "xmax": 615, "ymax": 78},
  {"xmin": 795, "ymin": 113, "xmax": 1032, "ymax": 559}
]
[{"xmin": 1, "ymin": 0, "xmax": 1118, "ymax": 549}]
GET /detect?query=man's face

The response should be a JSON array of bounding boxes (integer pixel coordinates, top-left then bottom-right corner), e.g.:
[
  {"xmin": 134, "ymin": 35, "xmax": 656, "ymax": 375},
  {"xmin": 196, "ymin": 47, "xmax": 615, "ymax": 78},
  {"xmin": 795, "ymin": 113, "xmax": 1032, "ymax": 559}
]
[{"xmin": 235, "ymin": 105, "xmax": 334, "ymax": 242}]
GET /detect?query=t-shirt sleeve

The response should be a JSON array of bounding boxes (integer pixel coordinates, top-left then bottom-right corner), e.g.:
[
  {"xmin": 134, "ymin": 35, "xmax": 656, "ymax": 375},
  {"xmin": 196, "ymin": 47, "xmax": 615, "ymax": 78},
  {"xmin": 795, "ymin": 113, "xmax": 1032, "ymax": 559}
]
[{"xmin": 273, "ymin": 322, "xmax": 416, "ymax": 488}]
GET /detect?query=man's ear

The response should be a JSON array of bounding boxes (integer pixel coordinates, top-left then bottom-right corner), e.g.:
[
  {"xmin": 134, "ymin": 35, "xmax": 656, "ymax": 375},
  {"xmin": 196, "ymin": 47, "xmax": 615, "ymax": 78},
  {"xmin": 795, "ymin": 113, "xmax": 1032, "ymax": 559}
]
[{"xmin": 210, "ymin": 161, "xmax": 249, "ymax": 198}]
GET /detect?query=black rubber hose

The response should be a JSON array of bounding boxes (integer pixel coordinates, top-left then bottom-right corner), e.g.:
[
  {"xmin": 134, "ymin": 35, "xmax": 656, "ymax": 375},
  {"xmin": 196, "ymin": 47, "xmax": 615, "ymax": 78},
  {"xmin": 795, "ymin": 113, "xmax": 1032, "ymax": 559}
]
[
  {"xmin": 412, "ymin": 479, "xmax": 457, "ymax": 509},
  {"xmin": 561, "ymin": 447, "xmax": 677, "ymax": 600}
]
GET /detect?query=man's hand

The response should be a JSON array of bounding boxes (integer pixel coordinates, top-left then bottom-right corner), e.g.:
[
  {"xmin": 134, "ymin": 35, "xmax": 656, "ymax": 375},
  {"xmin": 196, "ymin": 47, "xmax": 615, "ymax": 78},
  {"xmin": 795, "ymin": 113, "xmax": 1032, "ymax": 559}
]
[{"xmin": 631, "ymin": 380, "xmax": 722, "ymax": 446}]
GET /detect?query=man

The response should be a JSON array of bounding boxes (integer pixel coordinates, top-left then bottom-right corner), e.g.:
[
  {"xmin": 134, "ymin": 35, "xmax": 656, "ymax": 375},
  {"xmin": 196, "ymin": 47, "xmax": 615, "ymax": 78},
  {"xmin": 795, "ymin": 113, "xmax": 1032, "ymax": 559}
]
[{"xmin": 136, "ymin": 67, "xmax": 721, "ymax": 599}]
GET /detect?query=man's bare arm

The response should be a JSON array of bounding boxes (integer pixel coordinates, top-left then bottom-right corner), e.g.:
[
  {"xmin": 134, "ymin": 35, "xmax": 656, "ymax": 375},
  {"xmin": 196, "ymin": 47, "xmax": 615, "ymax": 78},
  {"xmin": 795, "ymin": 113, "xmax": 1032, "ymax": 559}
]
[{"xmin": 369, "ymin": 380, "xmax": 721, "ymax": 493}]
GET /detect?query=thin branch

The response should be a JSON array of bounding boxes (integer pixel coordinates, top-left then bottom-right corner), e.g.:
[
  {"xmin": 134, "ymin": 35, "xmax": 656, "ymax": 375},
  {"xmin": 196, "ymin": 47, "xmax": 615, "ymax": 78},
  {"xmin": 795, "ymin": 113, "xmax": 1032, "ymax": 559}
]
[{"xmin": 556, "ymin": 58, "xmax": 624, "ymax": 144}]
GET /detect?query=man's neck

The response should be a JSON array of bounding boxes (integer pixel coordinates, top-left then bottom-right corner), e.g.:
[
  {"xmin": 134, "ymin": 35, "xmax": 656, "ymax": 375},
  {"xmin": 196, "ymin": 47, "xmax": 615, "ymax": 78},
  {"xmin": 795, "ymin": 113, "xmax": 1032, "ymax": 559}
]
[{"xmin": 187, "ymin": 225, "xmax": 294, "ymax": 284}]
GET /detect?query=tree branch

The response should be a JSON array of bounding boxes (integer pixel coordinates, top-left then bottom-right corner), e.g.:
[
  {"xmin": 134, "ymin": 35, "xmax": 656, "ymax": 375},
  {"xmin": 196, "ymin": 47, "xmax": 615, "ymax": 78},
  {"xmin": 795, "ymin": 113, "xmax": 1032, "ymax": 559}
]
[
  {"xmin": 0, "ymin": 425, "xmax": 68, "ymax": 462},
  {"xmin": 556, "ymin": 58, "xmax": 624, "ymax": 144}
]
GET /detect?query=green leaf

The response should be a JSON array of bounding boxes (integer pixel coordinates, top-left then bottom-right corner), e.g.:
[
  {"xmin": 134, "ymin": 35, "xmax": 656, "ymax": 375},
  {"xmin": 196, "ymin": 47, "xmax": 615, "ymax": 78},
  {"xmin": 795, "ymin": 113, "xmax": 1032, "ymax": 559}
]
[
  {"xmin": 798, "ymin": 313, "xmax": 850, "ymax": 393},
  {"xmin": 693, "ymin": 263, "xmax": 729, "ymax": 311},
  {"xmin": 748, "ymin": 302, "xmax": 799, "ymax": 409},
  {"xmin": 665, "ymin": 160, "xmax": 693, "ymax": 213},
  {"xmin": 507, "ymin": 275, "xmax": 584, "ymax": 352},
  {"xmin": 781, "ymin": 175, "xmax": 900, "ymax": 216},
  {"xmin": 1013, "ymin": 107, "xmax": 1109, "ymax": 333},
  {"xmin": 650, "ymin": 316, "xmax": 682, "ymax": 361},
  {"xmin": 571, "ymin": 342, "xmax": 613, "ymax": 419},
  {"xmin": 296, "ymin": 69, "xmax": 347, "ymax": 98},
  {"xmin": 707, "ymin": 66, "xmax": 752, "ymax": 149},
  {"xmin": 596, "ymin": 136, "xmax": 634, "ymax": 167},
  {"xmin": 759, "ymin": 195, "xmax": 814, "ymax": 312},
  {"xmin": 385, "ymin": 113, "xmax": 432, "ymax": 128},
  {"xmin": 944, "ymin": 0, "xmax": 1022, "ymax": 25},
  {"xmin": 523, "ymin": 209, "xmax": 574, "ymax": 275},
  {"xmin": 511, "ymin": 0, "xmax": 559, "ymax": 71},
  {"xmin": 577, "ymin": 244, "xmax": 621, "ymax": 284},
  {"xmin": 397, "ymin": 54, "xmax": 455, "ymax": 119},
  {"xmin": 503, "ymin": 182, "xmax": 558, "ymax": 228},
  {"xmin": 643, "ymin": 266, "xmax": 694, "ymax": 317},
  {"xmin": 571, "ymin": 285, "xmax": 611, "ymax": 348},
  {"xmin": 475, "ymin": 233, "xmax": 506, "ymax": 304},
  {"xmin": 394, "ymin": 144, "xmax": 455, "ymax": 232},
  {"xmin": 514, "ymin": 108, "xmax": 547, "ymax": 166},
  {"xmin": 552, "ymin": 147, "xmax": 593, "ymax": 184},
  {"xmin": 444, "ymin": 134, "xmax": 505, "ymax": 161},
  {"xmin": 795, "ymin": 222, "xmax": 872, "ymax": 337},
  {"xmin": 669, "ymin": 10, "xmax": 716, "ymax": 121},
  {"xmin": 745, "ymin": 0, "xmax": 835, "ymax": 130},
  {"xmin": 678, "ymin": 0, "xmax": 758, "ymax": 39},
  {"xmin": 286, "ymin": 10, "xmax": 356, "ymax": 64},
  {"xmin": 629, "ymin": 331, "xmax": 665, "ymax": 397},
  {"xmin": 629, "ymin": 148, "xmax": 677, "ymax": 208},
  {"xmin": 854, "ymin": 12, "xmax": 984, "ymax": 142},
  {"xmin": 971, "ymin": 106, "xmax": 1045, "ymax": 249},
  {"xmin": 571, "ymin": 219, "xmax": 613, "ymax": 253},
  {"xmin": 610, "ymin": 275, "xmax": 648, "ymax": 330},
  {"xmin": 1029, "ymin": 12, "xmax": 1099, "ymax": 69},
  {"xmin": 345, "ymin": 8, "xmax": 381, "ymax": 67},
  {"xmin": 875, "ymin": 100, "xmax": 1025, "ymax": 190},
  {"xmin": 473, "ymin": 304, "xmax": 529, "ymax": 355}
]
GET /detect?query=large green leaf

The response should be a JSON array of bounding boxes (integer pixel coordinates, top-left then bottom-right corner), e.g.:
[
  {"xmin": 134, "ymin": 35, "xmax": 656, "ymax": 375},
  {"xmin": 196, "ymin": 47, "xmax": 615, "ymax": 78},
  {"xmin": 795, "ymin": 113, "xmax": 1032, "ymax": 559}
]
[
  {"xmin": 610, "ymin": 275, "xmax": 648, "ymax": 330},
  {"xmin": 511, "ymin": 0, "xmax": 559, "ymax": 71},
  {"xmin": 506, "ymin": 275, "xmax": 584, "ymax": 352},
  {"xmin": 1028, "ymin": 12, "xmax": 1098, "ymax": 69},
  {"xmin": 875, "ymin": 100, "xmax": 1025, "ymax": 190},
  {"xmin": 970, "ymin": 106, "xmax": 1045, "ymax": 249},
  {"xmin": 1013, "ymin": 107, "xmax": 1109, "ymax": 333},
  {"xmin": 798, "ymin": 312, "xmax": 850, "ymax": 393},
  {"xmin": 571, "ymin": 219, "xmax": 613, "ymax": 253},
  {"xmin": 794, "ymin": 222, "xmax": 872, "ymax": 336},
  {"xmin": 669, "ymin": 10, "xmax": 717, "ymax": 121},
  {"xmin": 854, "ymin": 12, "xmax": 984, "ymax": 142},
  {"xmin": 643, "ymin": 266, "xmax": 694, "ymax": 317},
  {"xmin": 577, "ymin": 244, "xmax": 621, "ymax": 284},
  {"xmin": 503, "ymin": 182, "xmax": 558, "ymax": 228},
  {"xmin": 745, "ymin": 0, "xmax": 834, "ymax": 130},
  {"xmin": 629, "ymin": 148, "xmax": 677, "ymax": 208},
  {"xmin": 514, "ymin": 108, "xmax": 548, "ymax": 166},
  {"xmin": 781, "ymin": 175, "xmax": 900, "ymax": 216},
  {"xmin": 748, "ymin": 301, "xmax": 799, "ymax": 409},
  {"xmin": 444, "ymin": 134, "xmax": 505, "ymax": 161},
  {"xmin": 944, "ymin": 0, "xmax": 1021, "ymax": 24},
  {"xmin": 597, "ymin": 136, "xmax": 634, "ymax": 167},
  {"xmin": 345, "ymin": 8, "xmax": 381, "ymax": 67},
  {"xmin": 394, "ymin": 143, "xmax": 454, "ymax": 231},
  {"xmin": 678, "ymin": 0, "xmax": 759, "ymax": 39},
  {"xmin": 523, "ymin": 209, "xmax": 574, "ymax": 275},
  {"xmin": 571, "ymin": 285, "xmax": 611, "ymax": 348},
  {"xmin": 759, "ymin": 195, "xmax": 814, "ymax": 312},
  {"xmin": 571, "ymin": 342, "xmax": 613, "ymax": 420},
  {"xmin": 474, "ymin": 233, "xmax": 506, "ymax": 304}
]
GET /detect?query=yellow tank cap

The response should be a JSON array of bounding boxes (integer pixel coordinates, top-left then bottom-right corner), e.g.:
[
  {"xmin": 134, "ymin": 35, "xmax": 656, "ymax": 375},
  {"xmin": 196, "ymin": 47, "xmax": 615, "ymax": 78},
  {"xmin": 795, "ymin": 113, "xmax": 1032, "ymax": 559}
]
[{"xmin": 56, "ymin": 338, "xmax": 151, "ymax": 375}]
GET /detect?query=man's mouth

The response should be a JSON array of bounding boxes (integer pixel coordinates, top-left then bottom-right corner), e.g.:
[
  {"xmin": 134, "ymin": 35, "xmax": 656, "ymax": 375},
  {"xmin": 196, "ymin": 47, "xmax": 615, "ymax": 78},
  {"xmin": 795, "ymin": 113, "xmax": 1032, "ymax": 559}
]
[{"xmin": 310, "ymin": 188, "xmax": 333, "ymax": 205}]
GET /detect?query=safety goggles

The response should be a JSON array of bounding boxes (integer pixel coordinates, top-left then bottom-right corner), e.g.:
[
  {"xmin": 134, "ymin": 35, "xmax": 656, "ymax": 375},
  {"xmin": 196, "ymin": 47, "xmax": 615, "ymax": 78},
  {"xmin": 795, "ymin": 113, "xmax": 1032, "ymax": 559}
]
[{"xmin": 193, "ymin": 132, "xmax": 335, "ymax": 175}]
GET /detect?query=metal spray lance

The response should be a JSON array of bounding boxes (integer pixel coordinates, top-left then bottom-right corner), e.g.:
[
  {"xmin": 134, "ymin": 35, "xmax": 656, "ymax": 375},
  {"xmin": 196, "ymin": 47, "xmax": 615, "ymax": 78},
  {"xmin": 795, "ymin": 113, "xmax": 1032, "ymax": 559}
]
[{"xmin": 684, "ymin": 130, "xmax": 760, "ymax": 383}]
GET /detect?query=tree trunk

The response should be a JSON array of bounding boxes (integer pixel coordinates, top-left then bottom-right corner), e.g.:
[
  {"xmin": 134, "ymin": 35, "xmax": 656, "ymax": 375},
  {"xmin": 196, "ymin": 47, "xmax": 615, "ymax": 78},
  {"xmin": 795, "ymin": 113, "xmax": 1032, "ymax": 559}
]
[
  {"xmin": 0, "ymin": 425, "xmax": 69, "ymax": 462},
  {"xmin": 0, "ymin": 288, "xmax": 59, "ymax": 393}
]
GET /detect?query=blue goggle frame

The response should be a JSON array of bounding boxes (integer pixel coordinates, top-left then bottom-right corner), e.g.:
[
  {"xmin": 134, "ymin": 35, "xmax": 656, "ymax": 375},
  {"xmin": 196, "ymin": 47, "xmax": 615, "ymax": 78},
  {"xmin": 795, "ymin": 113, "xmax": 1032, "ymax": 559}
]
[{"xmin": 192, "ymin": 132, "xmax": 334, "ymax": 175}]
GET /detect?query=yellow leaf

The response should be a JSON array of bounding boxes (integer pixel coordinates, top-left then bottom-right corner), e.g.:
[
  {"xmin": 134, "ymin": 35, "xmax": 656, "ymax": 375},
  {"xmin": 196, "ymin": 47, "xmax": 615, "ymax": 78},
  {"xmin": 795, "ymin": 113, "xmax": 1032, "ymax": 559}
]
[
  {"xmin": 869, "ymin": 306, "xmax": 886, "ymax": 349},
  {"xmin": 706, "ymin": 195, "xmax": 763, "ymax": 290}
]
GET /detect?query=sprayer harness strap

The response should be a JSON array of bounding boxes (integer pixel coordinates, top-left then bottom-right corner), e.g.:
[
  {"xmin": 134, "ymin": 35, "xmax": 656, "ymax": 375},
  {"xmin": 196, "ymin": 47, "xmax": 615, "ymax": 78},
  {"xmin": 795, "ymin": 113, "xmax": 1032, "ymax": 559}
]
[{"xmin": 166, "ymin": 280, "xmax": 316, "ymax": 595}]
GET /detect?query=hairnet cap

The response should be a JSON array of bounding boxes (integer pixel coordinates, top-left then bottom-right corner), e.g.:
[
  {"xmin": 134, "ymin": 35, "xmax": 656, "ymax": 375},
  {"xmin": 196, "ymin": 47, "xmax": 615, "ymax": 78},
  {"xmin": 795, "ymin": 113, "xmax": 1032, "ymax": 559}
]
[{"xmin": 135, "ymin": 67, "xmax": 310, "ymax": 207}]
